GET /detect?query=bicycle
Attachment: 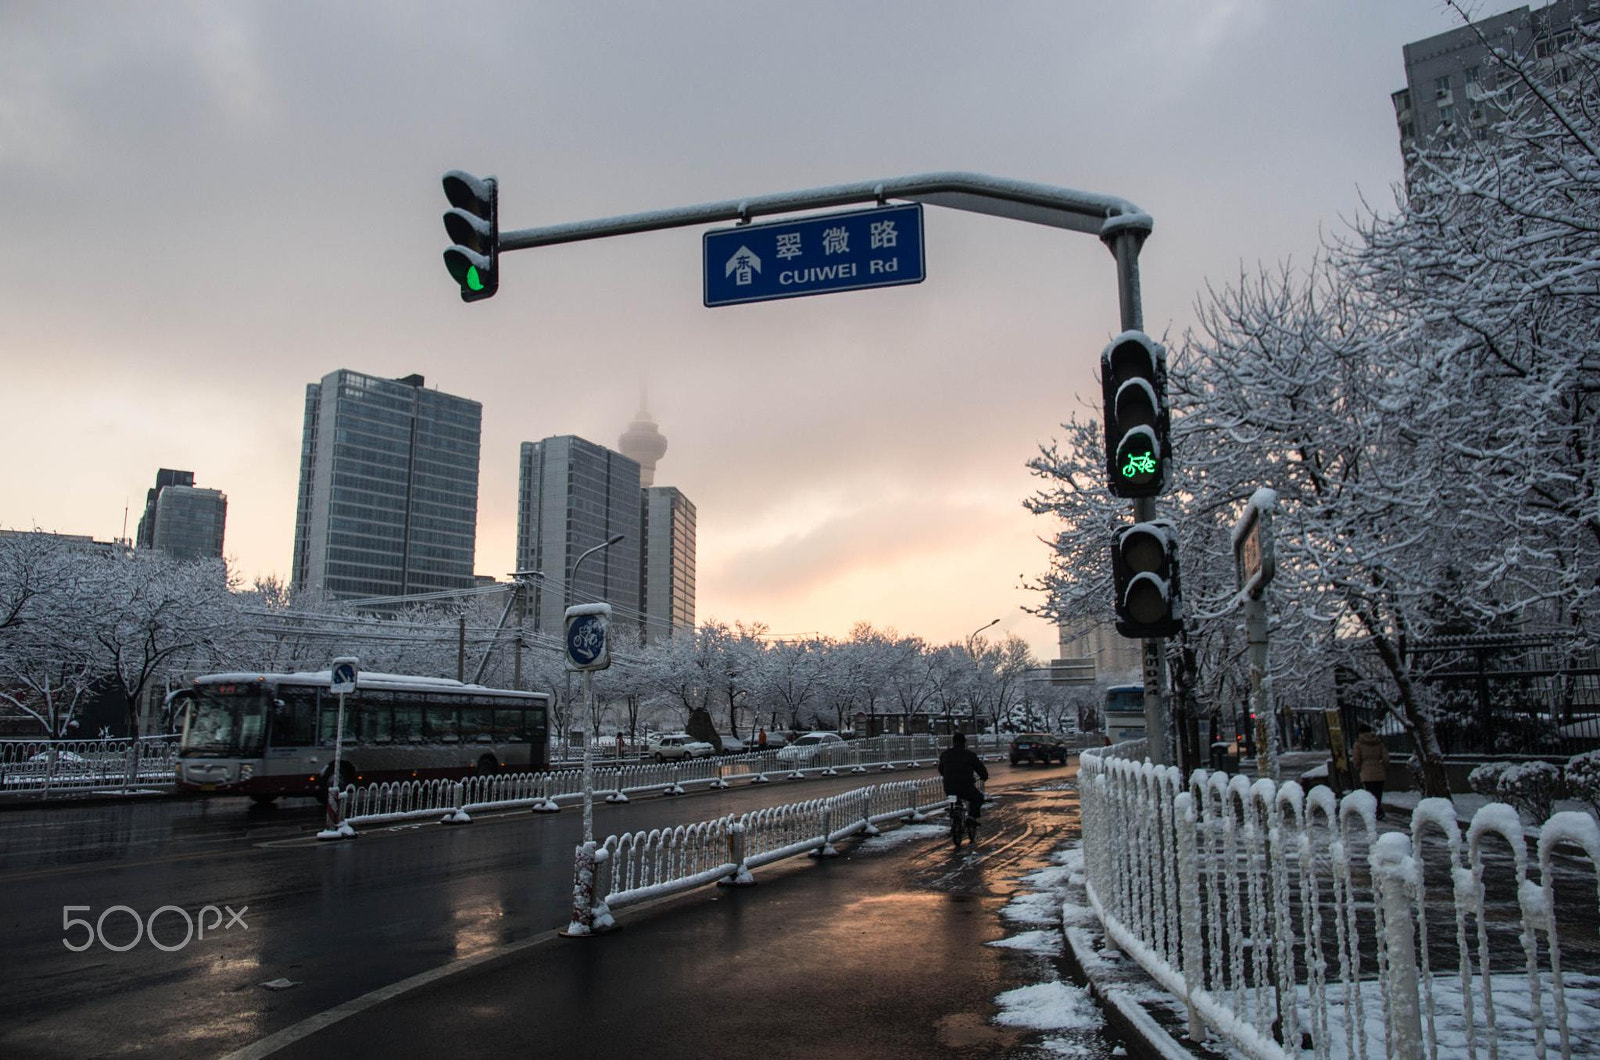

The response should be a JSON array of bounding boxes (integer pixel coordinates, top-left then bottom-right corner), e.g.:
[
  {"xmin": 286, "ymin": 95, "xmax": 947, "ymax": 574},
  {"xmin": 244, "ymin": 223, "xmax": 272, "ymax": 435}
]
[{"xmin": 947, "ymin": 789, "xmax": 981, "ymax": 849}]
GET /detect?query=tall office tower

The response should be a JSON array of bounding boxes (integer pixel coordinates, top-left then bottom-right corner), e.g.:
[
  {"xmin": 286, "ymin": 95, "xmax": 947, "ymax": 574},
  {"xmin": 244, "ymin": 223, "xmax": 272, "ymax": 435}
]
[
  {"xmin": 1392, "ymin": 2, "xmax": 1592, "ymax": 167},
  {"xmin": 517, "ymin": 436, "xmax": 642, "ymax": 633},
  {"xmin": 135, "ymin": 469, "xmax": 227, "ymax": 559},
  {"xmin": 292, "ymin": 370, "xmax": 481, "ymax": 599},
  {"xmin": 135, "ymin": 469, "xmax": 194, "ymax": 549},
  {"xmin": 640, "ymin": 486, "xmax": 696, "ymax": 642},
  {"xmin": 1058, "ymin": 616, "xmax": 1141, "ymax": 682},
  {"xmin": 617, "ymin": 395, "xmax": 668, "ymax": 487}
]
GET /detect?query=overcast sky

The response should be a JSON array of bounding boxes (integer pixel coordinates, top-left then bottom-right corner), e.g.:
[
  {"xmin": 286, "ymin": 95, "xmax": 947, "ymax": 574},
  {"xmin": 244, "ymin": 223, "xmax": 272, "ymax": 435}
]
[{"xmin": 0, "ymin": 1, "xmax": 1507, "ymax": 662}]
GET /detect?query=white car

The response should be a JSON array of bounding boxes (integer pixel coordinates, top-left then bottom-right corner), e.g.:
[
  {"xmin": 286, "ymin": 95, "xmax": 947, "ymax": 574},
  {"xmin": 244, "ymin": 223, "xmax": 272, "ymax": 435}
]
[
  {"xmin": 647, "ymin": 733, "xmax": 716, "ymax": 761},
  {"xmin": 775, "ymin": 731, "xmax": 845, "ymax": 763},
  {"xmin": 716, "ymin": 734, "xmax": 747, "ymax": 755}
]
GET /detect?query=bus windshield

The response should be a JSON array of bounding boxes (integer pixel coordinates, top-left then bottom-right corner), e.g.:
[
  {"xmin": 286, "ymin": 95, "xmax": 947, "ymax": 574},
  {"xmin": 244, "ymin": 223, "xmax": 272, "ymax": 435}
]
[
  {"xmin": 180, "ymin": 686, "xmax": 270, "ymax": 756},
  {"xmin": 1106, "ymin": 687, "xmax": 1144, "ymax": 714}
]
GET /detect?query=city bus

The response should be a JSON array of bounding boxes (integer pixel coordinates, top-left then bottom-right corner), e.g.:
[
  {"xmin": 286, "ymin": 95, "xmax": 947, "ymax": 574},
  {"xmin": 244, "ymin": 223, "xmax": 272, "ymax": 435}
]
[
  {"xmin": 172, "ymin": 670, "xmax": 550, "ymax": 803},
  {"xmin": 1104, "ymin": 684, "xmax": 1148, "ymax": 744}
]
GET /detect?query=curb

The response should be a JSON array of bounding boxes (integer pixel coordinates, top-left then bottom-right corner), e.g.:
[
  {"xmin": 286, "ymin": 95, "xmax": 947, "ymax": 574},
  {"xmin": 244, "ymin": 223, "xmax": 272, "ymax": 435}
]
[{"xmin": 1060, "ymin": 923, "xmax": 1203, "ymax": 1060}]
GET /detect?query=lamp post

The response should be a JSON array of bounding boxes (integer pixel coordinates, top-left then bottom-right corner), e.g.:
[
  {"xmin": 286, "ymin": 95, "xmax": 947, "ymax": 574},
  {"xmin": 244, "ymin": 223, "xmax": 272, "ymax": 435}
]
[
  {"xmin": 966, "ymin": 618, "xmax": 1000, "ymax": 658},
  {"xmin": 572, "ymin": 533, "xmax": 624, "ymax": 845}
]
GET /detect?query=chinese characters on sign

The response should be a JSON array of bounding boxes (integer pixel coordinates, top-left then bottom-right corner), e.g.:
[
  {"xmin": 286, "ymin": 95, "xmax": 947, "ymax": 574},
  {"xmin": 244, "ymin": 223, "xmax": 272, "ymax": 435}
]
[{"xmin": 703, "ymin": 203, "xmax": 925, "ymax": 307}]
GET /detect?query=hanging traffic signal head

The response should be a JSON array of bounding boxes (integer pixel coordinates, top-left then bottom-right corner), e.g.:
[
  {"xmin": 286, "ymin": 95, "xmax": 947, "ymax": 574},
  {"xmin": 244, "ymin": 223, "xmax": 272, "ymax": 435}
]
[
  {"xmin": 441, "ymin": 170, "xmax": 498, "ymax": 302},
  {"xmin": 1100, "ymin": 330, "xmax": 1169, "ymax": 498},
  {"xmin": 1111, "ymin": 519, "xmax": 1182, "ymax": 638}
]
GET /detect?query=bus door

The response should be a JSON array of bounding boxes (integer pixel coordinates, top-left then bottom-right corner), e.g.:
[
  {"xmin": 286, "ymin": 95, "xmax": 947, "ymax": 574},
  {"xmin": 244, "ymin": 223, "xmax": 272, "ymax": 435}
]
[{"xmin": 267, "ymin": 687, "xmax": 319, "ymax": 778}]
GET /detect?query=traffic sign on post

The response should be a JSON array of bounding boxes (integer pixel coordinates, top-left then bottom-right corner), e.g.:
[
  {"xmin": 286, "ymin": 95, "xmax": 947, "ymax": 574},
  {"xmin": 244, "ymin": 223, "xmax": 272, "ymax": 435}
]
[
  {"xmin": 703, "ymin": 203, "xmax": 925, "ymax": 307},
  {"xmin": 329, "ymin": 657, "xmax": 359, "ymax": 695},
  {"xmin": 564, "ymin": 604, "xmax": 612, "ymax": 672}
]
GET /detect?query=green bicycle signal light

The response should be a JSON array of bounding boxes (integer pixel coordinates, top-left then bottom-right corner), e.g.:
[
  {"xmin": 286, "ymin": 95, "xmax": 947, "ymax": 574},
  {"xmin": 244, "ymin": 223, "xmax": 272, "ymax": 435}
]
[
  {"xmin": 1100, "ymin": 330, "xmax": 1170, "ymax": 499},
  {"xmin": 441, "ymin": 170, "xmax": 498, "ymax": 303}
]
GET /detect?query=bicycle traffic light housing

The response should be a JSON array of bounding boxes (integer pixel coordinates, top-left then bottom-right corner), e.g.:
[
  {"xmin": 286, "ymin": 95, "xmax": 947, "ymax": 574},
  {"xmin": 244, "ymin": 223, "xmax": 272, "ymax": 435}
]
[
  {"xmin": 442, "ymin": 170, "xmax": 498, "ymax": 302},
  {"xmin": 1111, "ymin": 519, "xmax": 1182, "ymax": 638},
  {"xmin": 1101, "ymin": 330, "xmax": 1169, "ymax": 498}
]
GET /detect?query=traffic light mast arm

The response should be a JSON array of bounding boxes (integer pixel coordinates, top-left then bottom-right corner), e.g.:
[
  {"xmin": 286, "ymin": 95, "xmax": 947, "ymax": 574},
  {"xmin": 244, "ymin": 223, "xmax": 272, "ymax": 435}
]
[{"xmin": 498, "ymin": 171, "xmax": 1151, "ymax": 250}]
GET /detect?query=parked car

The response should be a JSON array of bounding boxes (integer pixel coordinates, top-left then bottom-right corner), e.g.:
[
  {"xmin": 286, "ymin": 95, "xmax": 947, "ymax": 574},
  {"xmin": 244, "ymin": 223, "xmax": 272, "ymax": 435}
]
[
  {"xmin": 775, "ymin": 731, "xmax": 845, "ymax": 764},
  {"xmin": 647, "ymin": 733, "xmax": 716, "ymax": 761},
  {"xmin": 1009, "ymin": 732, "xmax": 1068, "ymax": 766},
  {"xmin": 716, "ymin": 734, "xmax": 747, "ymax": 755}
]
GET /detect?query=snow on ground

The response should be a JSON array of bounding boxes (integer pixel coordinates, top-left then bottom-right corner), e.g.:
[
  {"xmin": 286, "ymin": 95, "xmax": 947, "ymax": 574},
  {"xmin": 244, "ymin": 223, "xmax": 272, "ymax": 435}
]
[
  {"xmin": 987, "ymin": 929, "xmax": 1063, "ymax": 957},
  {"xmin": 855, "ymin": 822, "xmax": 945, "ymax": 852},
  {"xmin": 995, "ymin": 980, "xmax": 1104, "ymax": 1032},
  {"xmin": 1001, "ymin": 887, "xmax": 1063, "ymax": 927}
]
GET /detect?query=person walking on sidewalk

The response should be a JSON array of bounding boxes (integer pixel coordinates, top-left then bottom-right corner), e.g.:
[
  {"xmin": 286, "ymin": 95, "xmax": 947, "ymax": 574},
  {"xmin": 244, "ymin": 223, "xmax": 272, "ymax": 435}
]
[
  {"xmin": 1352, "ymin": 724, "xmax": 1390, "ymax": 819},
  {"xmin": 938, "ymin": 732, "xmax": 989, "ymax": 823}
]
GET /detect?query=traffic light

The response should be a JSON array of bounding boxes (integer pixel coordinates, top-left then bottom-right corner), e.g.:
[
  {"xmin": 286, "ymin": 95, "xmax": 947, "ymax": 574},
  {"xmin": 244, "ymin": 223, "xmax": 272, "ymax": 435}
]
[
  {"xmin": 1111, "ymin": 519, "xmax": 1182, "ymax": 638},
  {"xmin": 441, "ymin": 170, "xmax": 498, "ymax": 302},
  {"xmin": 1100, "ymin": 330, "xmax": 1169, "ymax": 498}
]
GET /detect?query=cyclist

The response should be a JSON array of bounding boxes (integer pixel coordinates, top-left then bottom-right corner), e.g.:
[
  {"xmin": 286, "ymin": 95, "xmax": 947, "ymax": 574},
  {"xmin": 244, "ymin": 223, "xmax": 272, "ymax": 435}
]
[{"xmin": 938, "ymin": 732, "xmax": 989, "ymax": 837}]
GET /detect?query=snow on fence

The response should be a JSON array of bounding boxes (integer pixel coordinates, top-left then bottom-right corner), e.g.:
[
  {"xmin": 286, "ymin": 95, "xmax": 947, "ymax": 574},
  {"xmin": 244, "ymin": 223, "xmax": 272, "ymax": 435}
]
[
  {"xmin": 0, "ymin": 735, "xmax": 180, "ymax": 797},
  {"xmin": 566, "ymin": 776, "xmax": 949, "ymax": 934},
  {"xmin": 1079, "ymin": 744, "xmax": 1600, "ymax": 1060},
  {"xmin": 335, "ymin": 733, "xmax": 991, "ymax": 831}
]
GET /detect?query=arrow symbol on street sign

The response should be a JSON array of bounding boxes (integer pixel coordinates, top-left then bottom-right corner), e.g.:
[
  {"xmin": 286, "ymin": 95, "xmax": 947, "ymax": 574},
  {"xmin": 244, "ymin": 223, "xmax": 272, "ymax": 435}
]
[{"xmin": 725, "ymin": 245, "xmax": 761, "ymax": 280}]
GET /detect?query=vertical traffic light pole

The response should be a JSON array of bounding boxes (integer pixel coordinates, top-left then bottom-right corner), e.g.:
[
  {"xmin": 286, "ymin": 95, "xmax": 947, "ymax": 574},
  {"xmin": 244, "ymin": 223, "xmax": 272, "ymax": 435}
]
[{"xmin": 1102, "ymin": 221, "xmax": 1171, "ymax": 767}]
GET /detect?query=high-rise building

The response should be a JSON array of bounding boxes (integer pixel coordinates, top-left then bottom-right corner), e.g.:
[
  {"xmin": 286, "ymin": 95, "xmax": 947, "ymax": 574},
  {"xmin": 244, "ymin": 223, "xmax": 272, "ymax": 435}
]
[
  {"xmin": 1058, "ymin": 616, "xmax": 1141, "ymax": 682},
  {"xmin": 134, "ymin": 469, "xmax": 226, "ymax": 560},
  {"xmin": 640, "ymin": 486, "xmax": 696, "ymax": 641},
  {"xmin": 517, "ymin": 436, "xmax": 642, "ymax": 633},
  {"xmin": 1392, "ymin": 2, "xmax": 1593, "ymax": 165},
  {"xmin": 135, "ymin": 469, "xmax": 193, "ymax": 549},
  {"xmin": 292, "ymin": 370, "xmax": 481, "ymax": 599}
]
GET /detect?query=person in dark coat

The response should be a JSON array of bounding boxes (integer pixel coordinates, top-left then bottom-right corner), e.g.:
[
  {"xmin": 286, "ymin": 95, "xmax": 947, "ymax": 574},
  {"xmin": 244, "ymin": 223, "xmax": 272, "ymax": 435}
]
[
  {"xmin": 1351, "ymin": 724, "xmax": 1390, "ymax": 819},
  {"xmin": 938, "ymin": 732, "xmax": 989, "ymax": 821}
]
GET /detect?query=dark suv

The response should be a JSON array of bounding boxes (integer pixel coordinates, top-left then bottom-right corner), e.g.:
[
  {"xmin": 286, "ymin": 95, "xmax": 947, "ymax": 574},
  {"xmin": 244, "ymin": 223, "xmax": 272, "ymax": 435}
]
[{"xmin": 1009, "ymin": 732, "xmax": 1068, "ymax": 766}]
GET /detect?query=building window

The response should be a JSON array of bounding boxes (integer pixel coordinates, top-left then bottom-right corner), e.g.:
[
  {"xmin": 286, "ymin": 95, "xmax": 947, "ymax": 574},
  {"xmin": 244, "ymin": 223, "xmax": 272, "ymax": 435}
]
[
  {"xmin": 1434, "ymin": 75, "xmax": 1451, "ymax": 98},
  {"xmin": 1465, "ymin": 65, "xmax": 1480, "ymax": 84},
  {"xmin": 1438, "ymin": 104, "xmax": 1455, "ymax": 126}
]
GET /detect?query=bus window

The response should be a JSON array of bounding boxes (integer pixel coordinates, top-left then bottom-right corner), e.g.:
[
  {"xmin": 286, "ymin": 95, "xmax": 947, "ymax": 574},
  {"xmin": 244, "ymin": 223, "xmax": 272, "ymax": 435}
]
[
  {"xmin": 460, "ymin": 708, "xmax": 493, "ymax": 742},
  {"xmin": 527, "ymin": 707, "xmax": 547, "ymax": 735},
  {"xmin": 317, "ymin": 701, "xmax": 354, "ymax": 746},
  {"xmin": 394, "ymin": 706, "xmax": 423, "ymax": 742},
  {"xmin": 494, "ymin": 710, "xmax": 528, "ymax": 742},
  {"xmin": 426, "ymin": 706, "xmax": 459, "ymax": 742},
  {"xmin": 359, "ymin": 695, "xmax": 394, "ymax": 743},
  {"xmin": 270, "ymin": 693, "xmax": 317, "ymax": 748}
]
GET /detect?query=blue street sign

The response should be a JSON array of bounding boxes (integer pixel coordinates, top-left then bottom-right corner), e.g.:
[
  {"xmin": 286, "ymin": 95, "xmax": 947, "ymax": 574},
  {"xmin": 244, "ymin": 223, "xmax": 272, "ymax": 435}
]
[
  {"xmin": 329, "ymin": 657, "xmax": 359, "ymax": 695},
  {"xmin": 564, "ymin": 605, "xmax": 612, "ymax": 671},
  {"xmin": 703, "ymin": 203, "xmax": 924, "ymax": 307}
]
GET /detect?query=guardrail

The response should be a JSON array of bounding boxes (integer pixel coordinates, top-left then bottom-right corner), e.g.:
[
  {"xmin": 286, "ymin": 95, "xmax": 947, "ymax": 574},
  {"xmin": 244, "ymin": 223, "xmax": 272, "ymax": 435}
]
[
  {"xmin": 566, "ymin": 776, "xmax": 949, "ymax": 934},
  {"xmin": 336, "ymin": 733, "xmax": 1006, "ymax": 831},
  {"xmin": 1078, "ymin": 744, "xmax": 1600, "ymax": 1060},
  {"xmin": 0, "ymin": 735, "xmax": 180, "ymax": 797}
]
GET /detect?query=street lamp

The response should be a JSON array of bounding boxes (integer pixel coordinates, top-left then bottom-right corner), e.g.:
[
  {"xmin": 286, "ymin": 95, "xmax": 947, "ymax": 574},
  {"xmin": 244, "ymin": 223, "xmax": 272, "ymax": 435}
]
[
  {"xmin": 966, "ymin": 618, "xmax": 1000, "ymax": 658},
  {"xmin": 572, "ymin": 533, "xmax": 625, "ymax": 845}
]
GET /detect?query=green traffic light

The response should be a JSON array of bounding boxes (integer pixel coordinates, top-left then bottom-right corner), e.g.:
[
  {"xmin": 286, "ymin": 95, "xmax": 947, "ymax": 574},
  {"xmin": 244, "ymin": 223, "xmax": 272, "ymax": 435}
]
[
  {"xmin": 466, "ymin": 266, "xmax": 484, "ymax": 292},
  {"xmin": 1121, "ymin": 450, "xmax": 1157, "ymax": 478}
]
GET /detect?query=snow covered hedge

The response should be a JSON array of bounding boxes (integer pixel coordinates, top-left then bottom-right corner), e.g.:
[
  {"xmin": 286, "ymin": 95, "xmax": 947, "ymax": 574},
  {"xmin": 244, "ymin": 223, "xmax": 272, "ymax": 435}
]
[
  {"xmin": 1467, "ymin": 762, "xmax": 1507, "ymax": 799},
  {"xmin": 1497, "ymin": 762, "xmax": 1563, "ymax": 823},
  {"xmin": 1565, "ymin": 752, "xmax": 1600, "ymax": 819}
]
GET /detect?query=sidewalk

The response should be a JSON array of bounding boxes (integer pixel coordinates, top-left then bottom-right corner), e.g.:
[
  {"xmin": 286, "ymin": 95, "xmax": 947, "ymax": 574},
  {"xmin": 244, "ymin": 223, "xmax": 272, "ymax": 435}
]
[{"xmin": 235, "ymin": 778, "xmax": 1120, "ymax": 1060}]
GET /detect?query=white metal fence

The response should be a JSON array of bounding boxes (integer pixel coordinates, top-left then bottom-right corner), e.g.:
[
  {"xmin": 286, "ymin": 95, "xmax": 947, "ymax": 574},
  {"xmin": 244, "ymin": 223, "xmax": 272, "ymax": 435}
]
[
  {"xmin": 1079, "ymin": 743, "xmax": 1600, "ymax": 1060},
  {"xmin": 566, "ymin": 776, "xmax": 950, "ymax": 934},
  {"xmin": 0, "ymin": 735, "xmax": 180, "ymax": 796},
  {"xmin": 336, "ymin": 733, "xmax": 1001, "ymax": 830}
]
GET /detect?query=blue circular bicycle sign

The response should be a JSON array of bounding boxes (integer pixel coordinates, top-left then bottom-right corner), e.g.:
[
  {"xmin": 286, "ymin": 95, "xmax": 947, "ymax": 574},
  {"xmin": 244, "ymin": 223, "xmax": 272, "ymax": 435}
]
[{"xmin": 563, "ymin": 605, "xmax": 612, "ymax": 671}]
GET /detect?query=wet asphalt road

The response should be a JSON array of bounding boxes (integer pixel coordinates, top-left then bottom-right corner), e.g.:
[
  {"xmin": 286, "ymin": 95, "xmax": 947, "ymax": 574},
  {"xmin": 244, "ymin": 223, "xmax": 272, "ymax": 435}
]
[{"xmin": 0, "ymin": 762, "xmax": 1095, "ymax": 1059}]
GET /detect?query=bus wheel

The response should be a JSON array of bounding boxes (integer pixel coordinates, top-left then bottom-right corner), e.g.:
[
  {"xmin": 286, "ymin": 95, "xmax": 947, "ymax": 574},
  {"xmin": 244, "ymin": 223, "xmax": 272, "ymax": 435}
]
[
  {"xmin": 476, "ymin": 753, "xmax": 498, "ymax": 773},
  {"xmin": 249, "ymin": 794, "xmax": 278, "ymax": 807}
]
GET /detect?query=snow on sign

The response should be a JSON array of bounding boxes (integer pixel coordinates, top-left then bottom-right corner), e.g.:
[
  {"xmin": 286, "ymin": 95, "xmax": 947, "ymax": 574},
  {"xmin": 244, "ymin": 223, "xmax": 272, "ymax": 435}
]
[{"xmin": 702, "ymin": 203, "xmax": 925, "ymax": 307}]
